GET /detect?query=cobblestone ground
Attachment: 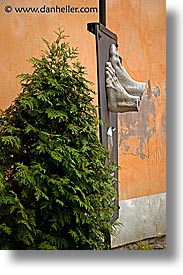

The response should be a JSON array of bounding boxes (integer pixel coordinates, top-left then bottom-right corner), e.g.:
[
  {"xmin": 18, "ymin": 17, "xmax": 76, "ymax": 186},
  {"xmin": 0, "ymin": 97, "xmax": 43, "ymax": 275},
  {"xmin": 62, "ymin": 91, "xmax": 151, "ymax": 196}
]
[{"xmin": 113, "ymin": 235, "xmax": 166, "ymax": 250}]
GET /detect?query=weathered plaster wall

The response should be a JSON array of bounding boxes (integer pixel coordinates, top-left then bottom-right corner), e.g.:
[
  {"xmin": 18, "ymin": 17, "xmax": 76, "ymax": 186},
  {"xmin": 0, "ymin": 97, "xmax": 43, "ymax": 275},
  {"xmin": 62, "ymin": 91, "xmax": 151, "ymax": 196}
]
[
  {"xmin": 0, "ymin": 0, "xmax": 98, "ymax": 109},
  {"xmin": 107, "ymin": 0, "xmax": 166, "ymax": 200},
  {"xmin": 0, "ymin": 0, "xmax": 166, "ymax": 203}
]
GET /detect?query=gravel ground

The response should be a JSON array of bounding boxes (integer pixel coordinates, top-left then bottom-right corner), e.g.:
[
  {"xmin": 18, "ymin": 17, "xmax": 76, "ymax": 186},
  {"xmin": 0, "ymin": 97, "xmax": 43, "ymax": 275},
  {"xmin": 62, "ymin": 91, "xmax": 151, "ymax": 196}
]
[{"xmin": 113, "ymin": 235, "xmax": 166, "ymax": 250}]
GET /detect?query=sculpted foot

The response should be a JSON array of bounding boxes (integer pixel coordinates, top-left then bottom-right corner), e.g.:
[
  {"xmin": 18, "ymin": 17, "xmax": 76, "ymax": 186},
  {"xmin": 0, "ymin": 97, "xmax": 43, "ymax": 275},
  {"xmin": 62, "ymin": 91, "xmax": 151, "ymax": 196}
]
[
  {"xmin": 109, "ymin": 44, "xmax": 146, "ymax": 98},
  {"xmin": 105, "ymin": 62, "xmax": 140, "ymax": 113}
]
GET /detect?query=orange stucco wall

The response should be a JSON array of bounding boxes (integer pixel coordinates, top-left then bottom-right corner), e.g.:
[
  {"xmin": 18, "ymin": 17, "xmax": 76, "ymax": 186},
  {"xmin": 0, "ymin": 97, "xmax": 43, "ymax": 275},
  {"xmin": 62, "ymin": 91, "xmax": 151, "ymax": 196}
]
[{"xmin": 0, "ymin": 0, "xmax": 166, "ymax": 201}]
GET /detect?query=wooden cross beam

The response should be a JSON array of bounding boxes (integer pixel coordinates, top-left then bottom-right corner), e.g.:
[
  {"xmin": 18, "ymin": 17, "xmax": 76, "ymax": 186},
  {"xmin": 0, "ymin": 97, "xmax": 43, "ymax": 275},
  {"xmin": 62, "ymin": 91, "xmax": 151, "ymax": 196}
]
[
  {"xmin": 99, "ymin": 0, "xmax": 106, "ymax": 26},
  {"xmin": 87, "ymin": 0, "xmax": 119, "ymax": 223}
]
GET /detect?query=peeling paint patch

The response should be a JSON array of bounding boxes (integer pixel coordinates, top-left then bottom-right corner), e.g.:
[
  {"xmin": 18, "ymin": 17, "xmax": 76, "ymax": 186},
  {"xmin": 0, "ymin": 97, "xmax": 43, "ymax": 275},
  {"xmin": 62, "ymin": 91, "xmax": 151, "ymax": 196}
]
[
  {"xmin": 123, "ymin": 144, "xmax": 130, "ymax": 152},
  {"xmin": 154, "ymin": 86, "xmax": 160, "ymax": 98},
  {"xmin": 119, "ymin": 80, "xmax": 162, "ymax": 159}
]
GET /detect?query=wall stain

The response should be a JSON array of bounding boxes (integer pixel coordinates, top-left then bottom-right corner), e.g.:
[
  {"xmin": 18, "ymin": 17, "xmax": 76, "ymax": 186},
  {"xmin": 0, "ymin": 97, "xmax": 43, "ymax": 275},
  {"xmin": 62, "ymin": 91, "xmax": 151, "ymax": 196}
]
[{"xmin": 119, "ymin": 80, "xmax": 162, "ymax": 160}]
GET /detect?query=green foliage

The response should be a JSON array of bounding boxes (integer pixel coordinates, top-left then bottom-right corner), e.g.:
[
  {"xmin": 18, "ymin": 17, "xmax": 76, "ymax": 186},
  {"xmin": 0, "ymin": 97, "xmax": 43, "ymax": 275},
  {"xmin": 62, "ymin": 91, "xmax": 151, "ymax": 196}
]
[
  {"xmin": 137, "ymin": 242, "xmax": 153, "ymax": 250},
  {"xmin": 0, "ymin": 30, "xmax": 117, "ymax": 250}
]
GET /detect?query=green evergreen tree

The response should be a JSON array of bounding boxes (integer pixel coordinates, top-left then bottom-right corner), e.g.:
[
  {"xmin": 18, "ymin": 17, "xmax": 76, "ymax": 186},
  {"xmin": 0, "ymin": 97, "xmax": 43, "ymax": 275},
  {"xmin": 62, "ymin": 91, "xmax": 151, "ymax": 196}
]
[{"xmin": 0, "ymin": 30, "xmax": 117, "ymax": 250}]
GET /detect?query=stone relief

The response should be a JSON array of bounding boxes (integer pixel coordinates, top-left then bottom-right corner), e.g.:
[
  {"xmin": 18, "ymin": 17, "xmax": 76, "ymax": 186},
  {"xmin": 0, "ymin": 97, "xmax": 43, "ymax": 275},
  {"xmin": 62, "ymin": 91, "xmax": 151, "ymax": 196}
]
[{"xmin": 105, "ymin": 44, "xmax": 146, "ymax": 113}]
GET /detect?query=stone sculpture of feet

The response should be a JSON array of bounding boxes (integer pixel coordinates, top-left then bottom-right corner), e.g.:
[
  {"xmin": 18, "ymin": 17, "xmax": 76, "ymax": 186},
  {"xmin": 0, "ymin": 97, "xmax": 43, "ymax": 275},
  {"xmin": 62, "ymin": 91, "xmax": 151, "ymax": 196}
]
[
  {"xmin": 105, "ymin": 62, "xmax": 140, "ymax": 113},
  {"xmin": 109, "ymin": 44, "xmax": 146, "ymax": 98}
]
